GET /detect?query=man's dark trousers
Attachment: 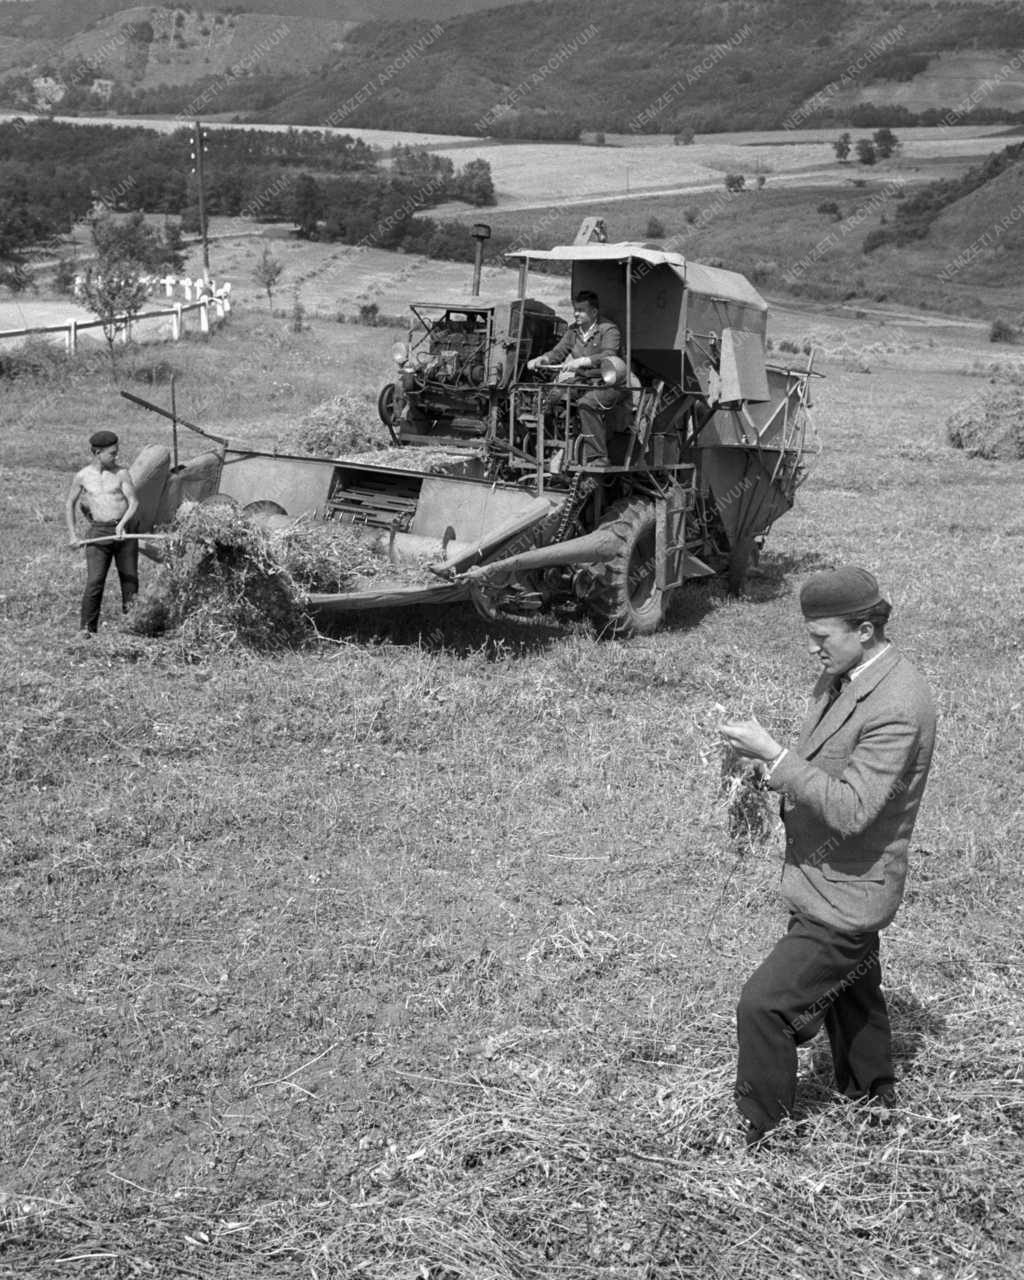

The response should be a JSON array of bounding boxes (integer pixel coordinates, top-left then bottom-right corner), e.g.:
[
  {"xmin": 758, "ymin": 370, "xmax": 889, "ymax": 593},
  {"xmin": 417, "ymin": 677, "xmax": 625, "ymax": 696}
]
[
  {"xmin": 81, "ymin": 521, "xmax": 139, "ymax": 632},
  {"xmin": 735, "ymin": 912, "xmax": 894, "ymax": 1133}
]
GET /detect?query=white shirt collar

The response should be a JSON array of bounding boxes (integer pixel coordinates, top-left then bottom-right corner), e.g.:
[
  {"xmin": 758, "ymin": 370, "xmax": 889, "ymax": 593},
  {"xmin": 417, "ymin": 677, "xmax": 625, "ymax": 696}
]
[{"xmin": 847, "ymin": 642, "xmax": 891, "ymax": 682}]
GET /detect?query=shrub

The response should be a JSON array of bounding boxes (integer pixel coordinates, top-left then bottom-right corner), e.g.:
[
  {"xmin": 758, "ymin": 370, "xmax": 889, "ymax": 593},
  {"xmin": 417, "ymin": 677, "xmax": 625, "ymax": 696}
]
[
  {"xmin": 817, "ymin": 200, "xmax": 841, "ymax": 220},
  {"xmin": 130, "ymin": 358, "xmax": 179, "ymax": 386},
  {"xmin": 862, "ymin": 228, "xmax": 890, "ymax": 254},
  {"xmin": 52, "ymin": 256, "xmax": 79, "ymax": 295},
  {"xmin": 749, "ymin": 259, "xmax": 778, "ymax": 286},
  {"xmin": 989, "ymin": 318, "xmax": 1017, "ymax": 344},
  {"xmin": 0, "ymin": 337, "xmax": 69, "ymax": 382},
  {"xmin": 290, "ymin": 287, "xmax": 306, "ymax": 334},
  {"xmin": 644, "ymin": 216, "xmax": 666, "ymax": 239}
]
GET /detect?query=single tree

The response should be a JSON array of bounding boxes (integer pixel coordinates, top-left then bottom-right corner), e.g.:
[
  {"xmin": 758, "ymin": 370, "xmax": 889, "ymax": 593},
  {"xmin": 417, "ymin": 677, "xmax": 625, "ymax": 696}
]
[
  {"xmin": 855, "ymin": 138, "xmax": 877, "ymax": 166},
  {"xmin": 253, "ymin": 245, "xmax": 284, "ymax": 310},
  {"xmin": 457, "ymin": 158, "xmax": 496, "ymax": 207},
  {"xmin": 873, "ymin": 127, "xmax": 899, "ymax": 159},
  {"xmin": 80, "ymin": 261, "xmax": 149, "ymax": 372},
  {"xmin": 292, "ymin": 174, "xmax": 324, "ymax": 240},
  {"xmin": 645, "ymin": 215, "xmax": 666, "ymax": 239},
  {"xmin": 833, "ymin": 132, "xmax": 852, "ymax": 162},
  {"xmin": 724, "ymin": 173, "xmax": 746, "ymax": 193},
  {"xmin": 91, "ymin": 209, "xmax": 184, "ymax": 273}
]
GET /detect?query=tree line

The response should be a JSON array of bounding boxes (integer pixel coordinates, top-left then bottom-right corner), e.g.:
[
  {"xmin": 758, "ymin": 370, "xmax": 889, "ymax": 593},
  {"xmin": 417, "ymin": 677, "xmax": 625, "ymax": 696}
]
[{"xmin": 0, "ymin": 120, "xmax": 496, "ymax": 288}]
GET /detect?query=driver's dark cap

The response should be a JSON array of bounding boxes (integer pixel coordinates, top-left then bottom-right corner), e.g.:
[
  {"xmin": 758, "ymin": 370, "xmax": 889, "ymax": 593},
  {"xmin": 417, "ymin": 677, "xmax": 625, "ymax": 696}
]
[{"xmin": 89, "ymin": 430, "xmax": 119, "ymax": 450}]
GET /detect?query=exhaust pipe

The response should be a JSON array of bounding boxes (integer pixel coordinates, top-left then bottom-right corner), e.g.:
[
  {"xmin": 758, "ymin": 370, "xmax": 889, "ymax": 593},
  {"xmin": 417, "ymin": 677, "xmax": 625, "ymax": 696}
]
[{"xmin": 470, "ymin": 222, "xmax": 491, "ymax": 297}]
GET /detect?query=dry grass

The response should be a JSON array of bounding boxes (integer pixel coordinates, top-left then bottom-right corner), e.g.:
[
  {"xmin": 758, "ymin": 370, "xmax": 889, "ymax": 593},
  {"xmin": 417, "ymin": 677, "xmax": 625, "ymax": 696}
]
[{"xmin": 1, "ymin": 283, "xmax": 1023, "ymax": 1279}]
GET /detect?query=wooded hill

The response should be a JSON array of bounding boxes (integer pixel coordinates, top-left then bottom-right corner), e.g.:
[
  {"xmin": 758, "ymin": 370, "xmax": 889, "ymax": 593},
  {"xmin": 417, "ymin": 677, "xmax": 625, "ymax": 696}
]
[
  {"xmin": 257, "ymin": 0, "xmax": 1024, "ymax": 137},
  {"xmin": 0, "ymin": 118, "xmax": 496, "ymax": 289},
  {"xmin": 3, "ymin": 0, "xmax": 1024, "ymax": 137}
]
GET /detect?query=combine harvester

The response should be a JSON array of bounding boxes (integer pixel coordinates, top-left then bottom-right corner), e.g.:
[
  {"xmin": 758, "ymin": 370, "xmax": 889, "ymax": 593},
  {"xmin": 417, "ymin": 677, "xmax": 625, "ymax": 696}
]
[{"xmin": 125, "ymin": 236, "xmax": 817, "ymax": 637}]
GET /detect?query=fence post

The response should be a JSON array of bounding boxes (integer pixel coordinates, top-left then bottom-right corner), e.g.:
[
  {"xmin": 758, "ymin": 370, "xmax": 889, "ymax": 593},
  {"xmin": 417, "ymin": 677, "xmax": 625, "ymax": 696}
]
[
  {"xmin": 66, "ymin": 319, "xmax": 78, "ymax": 356},
  {"xmin": 172, "ymin": 304, "xmax": 183, "ymax": 340},
  {"xmin": 199, "ymin": 299, "xmax": 210, "ymax": 335}
]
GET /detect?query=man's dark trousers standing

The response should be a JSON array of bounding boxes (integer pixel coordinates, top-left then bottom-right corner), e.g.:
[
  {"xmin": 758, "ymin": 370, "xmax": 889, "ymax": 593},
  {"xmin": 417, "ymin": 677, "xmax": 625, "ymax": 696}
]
[
  {"xmin": 736, "ymin": 912, "xmax": 893, "ymax": 1134},
  {"xmin": 81, "ymin": 521, "xmax": 139, "ymax": 632}
]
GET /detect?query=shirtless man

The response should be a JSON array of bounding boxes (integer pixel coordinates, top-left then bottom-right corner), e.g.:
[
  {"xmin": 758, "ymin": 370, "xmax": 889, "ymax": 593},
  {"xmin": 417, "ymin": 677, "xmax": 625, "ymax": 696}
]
[{"xmin": 66, "ymin": 430, "xmax": 140, "ymax": 633}]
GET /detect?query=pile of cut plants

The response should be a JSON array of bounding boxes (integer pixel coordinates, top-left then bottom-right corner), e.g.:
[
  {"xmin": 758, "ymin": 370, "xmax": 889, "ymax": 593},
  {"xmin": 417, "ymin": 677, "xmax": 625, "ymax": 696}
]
[
  {"xmin": 945, "ymin": 379, "xmax": 1024, "ymax": 459},
  {"xmin": 126, "ymin": 502, "xmax": 434, "ymax": 650}
]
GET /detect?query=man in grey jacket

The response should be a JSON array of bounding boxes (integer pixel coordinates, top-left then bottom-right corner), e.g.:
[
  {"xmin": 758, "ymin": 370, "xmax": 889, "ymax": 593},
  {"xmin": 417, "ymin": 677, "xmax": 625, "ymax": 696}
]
[
  {"xmin": 526, "ymin": 290, "xmax": 625, "ymax": 467},
  {"xmin": 719, "ymin": 566, "xmax": 936, "ymax": 1146}
]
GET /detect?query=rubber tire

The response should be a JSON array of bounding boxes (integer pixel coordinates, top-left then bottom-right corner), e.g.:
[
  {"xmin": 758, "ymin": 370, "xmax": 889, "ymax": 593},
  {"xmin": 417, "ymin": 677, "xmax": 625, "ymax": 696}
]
[
  {"xmin": 378, "ymin": 382, "xmax": 402, "ymax": 445},
  {"xmin": 587, "ymin": 496, "xmax": 665, "ymax": 637}
]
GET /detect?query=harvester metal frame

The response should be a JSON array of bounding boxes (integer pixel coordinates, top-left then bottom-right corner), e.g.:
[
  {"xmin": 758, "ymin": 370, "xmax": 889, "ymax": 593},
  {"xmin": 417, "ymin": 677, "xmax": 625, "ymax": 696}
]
[{"xmin": 125, "ymin": 238, "xmax": 818, "ymax": 638}]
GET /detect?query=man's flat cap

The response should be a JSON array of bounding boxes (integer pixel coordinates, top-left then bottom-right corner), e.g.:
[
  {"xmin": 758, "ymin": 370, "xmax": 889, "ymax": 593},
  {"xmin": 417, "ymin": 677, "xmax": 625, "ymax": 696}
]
[
  {"xmin": 800, "ymin": 566, "xmax": 885, "ymax": 619},
  {"xmin": 89, "ymin": 430, "xmax": 119, "ymax": 449}
]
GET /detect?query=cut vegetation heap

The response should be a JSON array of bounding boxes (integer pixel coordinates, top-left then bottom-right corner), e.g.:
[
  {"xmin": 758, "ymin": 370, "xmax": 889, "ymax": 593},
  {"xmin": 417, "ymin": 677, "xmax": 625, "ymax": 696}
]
[
  {"xmin": 945, "ymin": 379, "xmax": 1024, "ymax": 460},
  {"xmin": 127, "ymin": 502, "xmax": 433, "ymax": 651}
]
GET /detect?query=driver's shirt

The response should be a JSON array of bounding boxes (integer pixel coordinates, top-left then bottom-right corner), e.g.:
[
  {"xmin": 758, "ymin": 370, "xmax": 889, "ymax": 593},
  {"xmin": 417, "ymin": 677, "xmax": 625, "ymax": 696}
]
[{"xmin": 540, "ymin": 318, "xmax": 622, "ymax": 380}]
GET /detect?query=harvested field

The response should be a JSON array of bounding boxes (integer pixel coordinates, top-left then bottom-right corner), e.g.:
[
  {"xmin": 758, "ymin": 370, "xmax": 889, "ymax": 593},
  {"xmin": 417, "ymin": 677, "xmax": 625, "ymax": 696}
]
[{"xmin": 1, "ymin": 294, "xmax": 1022, "ymax": 1279}]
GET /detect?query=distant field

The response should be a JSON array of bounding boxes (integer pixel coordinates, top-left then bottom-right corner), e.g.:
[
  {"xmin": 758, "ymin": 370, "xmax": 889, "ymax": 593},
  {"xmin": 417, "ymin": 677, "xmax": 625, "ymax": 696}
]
[
  {"xmin": 427, "ymin": 126, "xmax": 1018, "ymax": 210},
  {"xmin": 0, "ymin": 110, "xmax": 480, "ymax": 150}
]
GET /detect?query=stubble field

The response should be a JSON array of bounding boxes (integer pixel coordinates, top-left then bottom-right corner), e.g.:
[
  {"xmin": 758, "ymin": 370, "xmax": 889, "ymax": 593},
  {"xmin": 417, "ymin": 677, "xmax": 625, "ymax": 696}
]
[{"xmin": 1, "ymin": 294, "xmax": 1022, "ymax": 1278}]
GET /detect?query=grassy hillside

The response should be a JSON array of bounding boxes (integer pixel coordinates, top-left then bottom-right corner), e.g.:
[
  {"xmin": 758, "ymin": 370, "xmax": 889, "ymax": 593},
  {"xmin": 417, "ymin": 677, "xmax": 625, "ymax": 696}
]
[
  {"xmin": 1, "ymin": 301, "xmax": 1022, "ymax": 1276},
  {"xmin": 5, "ymin": 0, "xmax": 1024, "ymax": 133},
  {"xmin": 251, "ymin": 0, "xmax": 1024, "ymax": 136},
  {"xmin": 0, "ymin": 6, "xmax": 356, "ymax": 96}
]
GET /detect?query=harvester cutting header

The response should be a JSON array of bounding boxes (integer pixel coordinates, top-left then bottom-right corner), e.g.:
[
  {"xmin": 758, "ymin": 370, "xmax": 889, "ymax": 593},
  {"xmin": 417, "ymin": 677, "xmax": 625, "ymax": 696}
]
[{"xmin": 126, "ymin": 236, "xmax": 817, "ymax": 637}]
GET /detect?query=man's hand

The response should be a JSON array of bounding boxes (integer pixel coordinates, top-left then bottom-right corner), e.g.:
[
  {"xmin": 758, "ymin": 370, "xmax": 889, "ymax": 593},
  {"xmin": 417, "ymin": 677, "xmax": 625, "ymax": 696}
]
[
  {"xmin": 114, "ymin": 521, "xmax": 127, "ymax": 539},
  {"xmin": 718, "ymin": 718, "xmax": 783, "ymax": 762},
  {"xmin": 68, "ymin": 535, "xmax": 82, "ymax": 548}
]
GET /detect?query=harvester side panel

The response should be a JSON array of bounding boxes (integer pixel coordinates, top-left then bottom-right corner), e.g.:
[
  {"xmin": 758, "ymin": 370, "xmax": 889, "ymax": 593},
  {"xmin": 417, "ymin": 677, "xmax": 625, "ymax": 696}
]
[
  {"xmin": 410, "ymin": 476, "xmax": 548, "ymax": 541},
  {"xmin": 630, "ymin": 269, "xmax": 688, "ymax": 349},
  {"xmin": 219, "ymin": 451, "xmax": 336, "ymax": 518}
]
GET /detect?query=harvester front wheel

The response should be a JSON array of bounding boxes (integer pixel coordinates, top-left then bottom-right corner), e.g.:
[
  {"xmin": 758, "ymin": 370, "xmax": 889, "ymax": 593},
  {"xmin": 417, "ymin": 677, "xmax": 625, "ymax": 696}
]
[
  {"xmin": 586, "ymin": 497, "xmax": 665, "ymax": 637},
  {"xmin": 377, "ymin": 382, "xmax": 402, "ymax": 445}
]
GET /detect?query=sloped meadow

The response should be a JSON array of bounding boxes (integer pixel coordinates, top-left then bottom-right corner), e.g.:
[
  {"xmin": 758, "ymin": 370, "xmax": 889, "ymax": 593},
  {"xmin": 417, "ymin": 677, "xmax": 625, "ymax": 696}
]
[{"xmin": 1, "ymin": 311, "xmax": 1022, "ymax": 1278}]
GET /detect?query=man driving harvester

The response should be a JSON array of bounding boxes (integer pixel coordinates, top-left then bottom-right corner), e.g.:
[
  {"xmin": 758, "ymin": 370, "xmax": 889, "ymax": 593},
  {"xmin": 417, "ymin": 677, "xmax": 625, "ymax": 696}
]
[{"xmin": 526, "ymin": 290, "xmax": 626, "ymax": 469}]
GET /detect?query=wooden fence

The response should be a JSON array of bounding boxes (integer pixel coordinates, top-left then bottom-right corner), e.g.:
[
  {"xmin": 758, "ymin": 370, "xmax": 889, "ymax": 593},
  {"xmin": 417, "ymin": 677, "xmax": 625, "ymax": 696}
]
[{"xmin": 0, "ymin": 279, "xmax": 233, "ymax": 352}]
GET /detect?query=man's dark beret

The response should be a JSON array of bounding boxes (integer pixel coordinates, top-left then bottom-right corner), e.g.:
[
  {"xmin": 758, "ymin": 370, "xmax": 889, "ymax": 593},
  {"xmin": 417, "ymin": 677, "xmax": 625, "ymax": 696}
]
[
  {"xmin": 800, "ymin": 566, "xmax": 885, "ymax": 619},
  {"xmin": 89, "ymin": 430, "xmax": 119, "ymax": 449}
]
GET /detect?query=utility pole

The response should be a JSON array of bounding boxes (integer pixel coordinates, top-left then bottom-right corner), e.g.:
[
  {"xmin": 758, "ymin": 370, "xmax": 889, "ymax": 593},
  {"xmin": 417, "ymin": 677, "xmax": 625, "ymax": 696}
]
[{"xmin": 189, "ymin": 120, "xmax": 211, "ymax": 283}]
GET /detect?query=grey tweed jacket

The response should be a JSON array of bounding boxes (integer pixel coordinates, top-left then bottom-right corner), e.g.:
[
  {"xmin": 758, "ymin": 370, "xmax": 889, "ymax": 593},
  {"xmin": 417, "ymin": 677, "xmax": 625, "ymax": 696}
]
[{"xmin": 768, "ymin": 647, "xmax": 937, "ymax": 933}]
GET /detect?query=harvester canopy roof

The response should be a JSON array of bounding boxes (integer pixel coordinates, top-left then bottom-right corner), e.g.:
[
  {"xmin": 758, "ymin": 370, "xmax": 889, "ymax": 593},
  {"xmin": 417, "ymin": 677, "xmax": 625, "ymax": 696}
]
[
  {"xmin": 409, "ymin": 297, "xmax": 556, "ymax": 312},
  {"xmin": 505, "ymin": 243, "xmax": 767, "ymax": 313}
]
